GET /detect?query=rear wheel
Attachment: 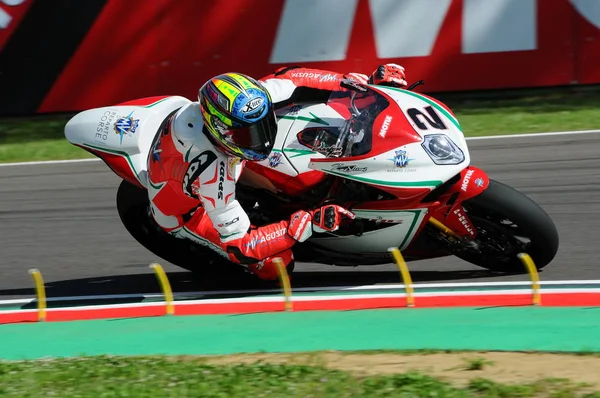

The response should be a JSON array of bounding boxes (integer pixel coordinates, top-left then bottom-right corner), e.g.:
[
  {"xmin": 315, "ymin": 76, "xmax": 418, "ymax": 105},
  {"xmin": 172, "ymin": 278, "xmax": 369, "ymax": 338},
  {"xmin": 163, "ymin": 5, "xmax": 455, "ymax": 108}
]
[
  {"xmin": 454, "ymin": 179, "xmax": 559, "ymax": 272},
  {"xmin": 116, "ymin": 180, "xmax": 235, "ymax": 274}
]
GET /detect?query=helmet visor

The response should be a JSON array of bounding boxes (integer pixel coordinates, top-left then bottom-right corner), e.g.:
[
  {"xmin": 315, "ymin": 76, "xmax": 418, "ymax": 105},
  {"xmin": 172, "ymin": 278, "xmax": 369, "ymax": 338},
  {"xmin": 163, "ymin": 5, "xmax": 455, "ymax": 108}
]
[{"xmin": 221, "ymin": 110, "xmax": 278, "ymax": 161}]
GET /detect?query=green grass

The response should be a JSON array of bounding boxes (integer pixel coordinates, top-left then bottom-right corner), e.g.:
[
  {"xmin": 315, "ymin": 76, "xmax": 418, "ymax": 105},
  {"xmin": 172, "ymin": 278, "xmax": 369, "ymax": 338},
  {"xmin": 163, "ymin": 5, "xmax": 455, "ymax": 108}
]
[
  {"xmin": 0, "ymin": 114, "xmax": 93, "ymax": 163},
  {"xmin": 1, "ymin": 86, "xmax": 599, "ymax": 163},
  {"xmin": 0, "ymin": 355, "xmax": 597, "ymax": 398},
  {"xmin": 462, "ymin": 356, "xmax": 495, "ymax": 371},
  {"xmin": 443, "ymin": 86, "xmax": 600, "ymax": 136}
]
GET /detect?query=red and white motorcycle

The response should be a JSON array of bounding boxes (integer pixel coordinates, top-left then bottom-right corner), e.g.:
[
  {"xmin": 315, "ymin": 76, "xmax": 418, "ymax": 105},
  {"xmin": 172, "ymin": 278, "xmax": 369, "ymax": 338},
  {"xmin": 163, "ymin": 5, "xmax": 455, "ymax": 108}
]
[{"xmin": 65, "ymin": 81, "xmax": 559, "ymax": 274}]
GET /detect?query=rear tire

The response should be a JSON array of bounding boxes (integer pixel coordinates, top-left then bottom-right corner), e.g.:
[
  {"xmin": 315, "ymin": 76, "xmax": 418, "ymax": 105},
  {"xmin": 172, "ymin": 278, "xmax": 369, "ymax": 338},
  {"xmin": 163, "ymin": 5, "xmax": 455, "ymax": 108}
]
[
  {"xmin": 116, "ymin": 180, "xmax": 234, "ymax": 273},
  {"xmin": 455, "ymin": 179, "xmax": 559, "ymax": 272}
]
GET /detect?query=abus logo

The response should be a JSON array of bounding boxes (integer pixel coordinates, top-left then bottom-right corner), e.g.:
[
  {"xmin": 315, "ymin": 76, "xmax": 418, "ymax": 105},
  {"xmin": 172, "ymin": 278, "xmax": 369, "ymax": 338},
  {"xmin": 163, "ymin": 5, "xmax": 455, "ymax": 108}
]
[
  {"xmin": 0, "ymin": 0, "xmax": 28, "ymax": 30},
  {"xmin": 378, "ymin": 115, "xmax": 393, "ymax": 138}
]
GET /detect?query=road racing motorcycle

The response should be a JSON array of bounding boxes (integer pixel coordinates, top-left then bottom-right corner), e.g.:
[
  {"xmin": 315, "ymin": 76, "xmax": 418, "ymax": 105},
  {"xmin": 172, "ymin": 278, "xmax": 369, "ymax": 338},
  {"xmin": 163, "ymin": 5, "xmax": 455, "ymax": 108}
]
[{"xmin": 64, "ymin": 80, "xmax": 559, "ymax": 275}]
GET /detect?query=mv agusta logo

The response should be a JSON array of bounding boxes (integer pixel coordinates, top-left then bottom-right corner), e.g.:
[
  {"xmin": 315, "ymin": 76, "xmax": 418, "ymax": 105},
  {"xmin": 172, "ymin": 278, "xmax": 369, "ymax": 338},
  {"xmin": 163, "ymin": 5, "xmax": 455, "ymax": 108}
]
[
  {"xmin": 244, "ymin": 228, "xmax": 287, "ymax": 250},
  {"xmin": 183, "ymin": 151, "xmax": 217, "ymax": 198},
  {"xmin": 290, "ymin": 72, "xmax": 339, "ymax": 82}
]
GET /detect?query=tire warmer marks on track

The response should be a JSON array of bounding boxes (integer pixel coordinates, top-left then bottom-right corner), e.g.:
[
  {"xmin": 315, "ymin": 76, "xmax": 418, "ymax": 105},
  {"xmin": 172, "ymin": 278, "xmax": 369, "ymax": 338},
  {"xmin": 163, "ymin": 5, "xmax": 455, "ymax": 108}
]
[{"xmin": 1, "ymin": 292, "xmax": 599, "ymax": 324}]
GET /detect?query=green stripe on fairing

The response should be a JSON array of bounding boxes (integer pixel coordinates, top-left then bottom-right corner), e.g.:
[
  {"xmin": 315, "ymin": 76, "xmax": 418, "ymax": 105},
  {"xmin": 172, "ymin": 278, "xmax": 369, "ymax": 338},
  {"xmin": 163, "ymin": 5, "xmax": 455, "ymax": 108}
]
[
  {"xmin": 352, "ymin": 208, "xmax": 422, "ymax": 249},
  {"xmin": 83, "ymin": 143, "xmax": 140, "ymax": 181},
  {"xmin": 377, "ymin": 85, "xmax": 462, "ymax": 131},
  {"xmin": 279, "ymin": 112, "xmax": 330, "ymax": 126},
  {"xmin": 143, "ymin": 97, "xmax": 171, "ymax": 108},
  {"xmin": 399, "ymin": 210, "xmax": 422, "ymax": 248},
  {"xmin": 325, "ymin": 169, "xmax": 441, "ymax": 187},
  {"xmin": 272, "ymin": 148, "xmax": 315, "ymax": 158}
]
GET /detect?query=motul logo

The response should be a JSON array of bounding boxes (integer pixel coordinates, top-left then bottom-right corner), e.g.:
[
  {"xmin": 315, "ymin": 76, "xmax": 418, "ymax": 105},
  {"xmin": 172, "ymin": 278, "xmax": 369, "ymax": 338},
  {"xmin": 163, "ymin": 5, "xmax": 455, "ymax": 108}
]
[
  {"xmin": 378, "ymin": 115, "xmax": 392, "ymax": 138},
  {"xmin": 461, "ymin": 169, "xmax": 474, "ymax": 192},
  {"xmin": 0, "ymin": 0, "xmax": 27, "ymax": 29}
]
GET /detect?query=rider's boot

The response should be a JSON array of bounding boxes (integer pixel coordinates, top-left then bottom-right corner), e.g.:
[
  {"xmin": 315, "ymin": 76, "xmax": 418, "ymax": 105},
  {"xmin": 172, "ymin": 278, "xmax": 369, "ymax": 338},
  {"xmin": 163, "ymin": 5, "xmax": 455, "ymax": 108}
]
[{"xmin": 247, "ymin": 249, "xmax": 295, "ymax": 286}]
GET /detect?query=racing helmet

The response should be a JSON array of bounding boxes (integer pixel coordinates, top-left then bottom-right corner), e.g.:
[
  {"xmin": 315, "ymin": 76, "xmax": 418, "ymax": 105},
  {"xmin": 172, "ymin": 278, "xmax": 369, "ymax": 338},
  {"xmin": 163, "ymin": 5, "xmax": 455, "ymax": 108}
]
[{"xmin": 199, "ymin": 73, "xmax": 277, "ymax": 161}]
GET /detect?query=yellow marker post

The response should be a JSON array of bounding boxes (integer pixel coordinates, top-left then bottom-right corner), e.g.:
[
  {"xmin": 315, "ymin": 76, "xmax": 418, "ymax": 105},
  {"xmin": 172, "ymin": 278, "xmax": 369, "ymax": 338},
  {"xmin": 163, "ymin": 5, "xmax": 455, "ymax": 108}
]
[
  {"xmin": 428, "ymin": 217, "xmax": 457, "ymax": 238},
  {"xmin": 273, "ymin": 257, "xmax": 293, "ymax": 311},
  {"xmin": 388, "ymin": 247, "xmax": 415, "ymax": 307},
  {"xmin": 149, "ymin": 263, "xmax": 175, "ymax": 315},
  {"xmin": 518, "ymin": 253, "xmax": 541, "ymax": 306},
  {"xmin": 28, "ymin": 269, "xmax": 47, "ymax": 322}
]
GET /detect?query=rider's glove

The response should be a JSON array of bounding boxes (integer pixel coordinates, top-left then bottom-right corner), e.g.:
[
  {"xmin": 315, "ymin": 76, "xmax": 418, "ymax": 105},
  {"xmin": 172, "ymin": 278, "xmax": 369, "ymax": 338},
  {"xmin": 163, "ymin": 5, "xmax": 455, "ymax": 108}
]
[
  {"xmin": 287, "ymin": 205, "xmax": 356, "ymax": 242},
  {"xmin": 369, "ymin": 63, "xmax": 408, "ymax": 88},
  {"xmin": 343, "ymin": 72, "xmax": 369, "ymax": 85}
]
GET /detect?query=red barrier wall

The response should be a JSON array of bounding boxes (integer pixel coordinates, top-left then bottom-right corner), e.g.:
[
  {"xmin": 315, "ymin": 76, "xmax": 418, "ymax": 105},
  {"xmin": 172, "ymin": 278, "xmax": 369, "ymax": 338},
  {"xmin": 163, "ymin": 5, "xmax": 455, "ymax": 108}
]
[{"xmin": 0, "ymin": 0, "xmax": 599, "ymax": 114}]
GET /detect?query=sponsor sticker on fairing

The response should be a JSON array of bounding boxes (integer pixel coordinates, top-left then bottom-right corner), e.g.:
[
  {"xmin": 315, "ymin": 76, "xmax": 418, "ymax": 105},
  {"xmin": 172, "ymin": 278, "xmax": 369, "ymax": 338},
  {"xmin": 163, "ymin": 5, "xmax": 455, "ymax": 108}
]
[
  {"xmin": 114, "ymin": 111, "xmax": 140, "ymax": 144},
  {"xmin": 453, "ymin": 208, "xmax": 475, "ymax": 236},
  {"xmin": 386, "ymin": 149, "xmax": 416, "ymax": 172},
  {"xmin": 331, "ymin": 163, "xmax": 367, "ymax": 173},
  {"xmin": 268, "ymin": 152, "xmax": 284, "ymax": 168},
  {"xmin": 461, "ymin": 169, "xmax": 474, "ymax": 192},
  {"xmin": 378, "ymin": 115, "xmax": 393, "ymax": 138},
  {"xmin": 95, "ymin": 110, "xmax": 117, "ymax": 142}
]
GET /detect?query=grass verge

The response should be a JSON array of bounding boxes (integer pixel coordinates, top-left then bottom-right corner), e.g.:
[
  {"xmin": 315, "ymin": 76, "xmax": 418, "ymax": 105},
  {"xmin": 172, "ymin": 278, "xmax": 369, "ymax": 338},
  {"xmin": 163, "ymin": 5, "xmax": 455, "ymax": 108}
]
[
  {"xmin": 1, "ymin": 355, "xmax": 598, "ymax": 398},
  {"xmin": 0, "ymin": 114, "xmax": 94, "ymax": 163},
  {"xmin": 1, "ymin": 86, "xmax": 599, "ymax": 163}
]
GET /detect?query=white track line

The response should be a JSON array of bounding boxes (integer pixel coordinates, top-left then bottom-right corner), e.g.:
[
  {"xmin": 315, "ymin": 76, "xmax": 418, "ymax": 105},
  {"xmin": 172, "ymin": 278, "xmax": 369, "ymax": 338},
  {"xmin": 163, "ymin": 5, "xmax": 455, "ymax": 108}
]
[
  {"xmin": 3, "ymin": 287, "xmax": 600, "ymax": 314},
  {"xmin": 1, "ymin": 129, "xmax": 599, "ymax": 168},
  {"xmin": 1, "ymin": 280, "xmax": 599, "ymax": 307},
  {"xmin": 466, "ymin": 129, "xmax": 600, "ymax": 140},
  {"xmin": 0, "ymin": 158, "xmax": 100, "ymax": 167}
]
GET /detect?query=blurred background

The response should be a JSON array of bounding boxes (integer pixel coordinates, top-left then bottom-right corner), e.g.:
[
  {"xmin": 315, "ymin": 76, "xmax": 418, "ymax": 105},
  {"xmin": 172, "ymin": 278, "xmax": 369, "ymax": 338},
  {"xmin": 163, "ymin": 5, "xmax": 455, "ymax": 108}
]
[{"xmin": 1, "ymin": 0, "xmax": 600, "ymax": 162}]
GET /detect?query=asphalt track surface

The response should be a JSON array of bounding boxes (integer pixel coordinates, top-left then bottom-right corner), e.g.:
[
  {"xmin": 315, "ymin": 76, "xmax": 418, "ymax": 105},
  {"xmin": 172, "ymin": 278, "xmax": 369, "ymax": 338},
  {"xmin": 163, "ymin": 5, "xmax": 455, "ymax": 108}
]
[{"xmin": 1, "ymin": 132, "xmax": 599, "ymax": 300}]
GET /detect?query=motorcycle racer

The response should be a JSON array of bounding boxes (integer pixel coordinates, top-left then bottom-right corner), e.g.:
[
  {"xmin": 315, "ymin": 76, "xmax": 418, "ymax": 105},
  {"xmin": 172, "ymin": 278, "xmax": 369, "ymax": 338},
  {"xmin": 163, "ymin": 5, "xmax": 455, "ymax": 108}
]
[{"xmin": 146, "ymin": 64, "xmax": 407, "ymax": 282}]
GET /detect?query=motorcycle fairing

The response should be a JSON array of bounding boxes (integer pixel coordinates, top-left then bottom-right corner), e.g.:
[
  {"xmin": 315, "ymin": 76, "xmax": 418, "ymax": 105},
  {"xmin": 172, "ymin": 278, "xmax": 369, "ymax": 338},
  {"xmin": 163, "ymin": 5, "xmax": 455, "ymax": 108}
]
[
  {"xmin": 309, "ymin": 209, "xmax": 428, "ymax": 252},
  {"xmin": 306, "ymin": 86, "xmax": 470, "ymax": 196},
  {"xmin": 426, "ymin": 166, "xmax": 490, "ymax": 238},
  {"xmin": 64, "ymin": 95, "xmax": 190, "ymax": 189}
]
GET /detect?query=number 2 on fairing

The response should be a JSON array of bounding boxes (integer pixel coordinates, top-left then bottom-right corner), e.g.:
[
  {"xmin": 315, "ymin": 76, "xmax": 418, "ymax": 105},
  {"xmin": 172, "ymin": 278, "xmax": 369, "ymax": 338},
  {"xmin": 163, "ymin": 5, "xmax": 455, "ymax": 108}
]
[{"xmin": 406, "ymin": 106, "xmax": 448, "ymax": 131}]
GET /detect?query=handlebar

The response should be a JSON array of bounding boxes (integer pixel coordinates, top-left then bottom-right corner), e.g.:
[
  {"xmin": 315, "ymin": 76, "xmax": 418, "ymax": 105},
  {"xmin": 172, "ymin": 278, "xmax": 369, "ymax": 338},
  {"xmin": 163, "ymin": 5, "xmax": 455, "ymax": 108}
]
[{"xmin": 340, "ymin": 78, "xmax": 425, "ymax": 92}]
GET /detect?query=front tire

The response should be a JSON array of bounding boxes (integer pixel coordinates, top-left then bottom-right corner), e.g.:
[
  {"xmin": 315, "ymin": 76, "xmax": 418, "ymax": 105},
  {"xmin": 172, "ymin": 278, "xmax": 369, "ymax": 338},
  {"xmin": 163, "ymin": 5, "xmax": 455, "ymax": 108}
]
[{"xmin": 455, "ymin": 179, "xmax": 559, "ymax": 272}]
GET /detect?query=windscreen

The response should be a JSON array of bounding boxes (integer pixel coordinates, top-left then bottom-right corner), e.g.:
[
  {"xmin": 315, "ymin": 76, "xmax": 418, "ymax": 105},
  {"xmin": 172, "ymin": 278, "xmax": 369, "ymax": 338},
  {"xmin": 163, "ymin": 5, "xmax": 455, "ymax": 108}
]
[{"xmin": 301, "ymin": 87, "xmax": 391, "ymax": 158}]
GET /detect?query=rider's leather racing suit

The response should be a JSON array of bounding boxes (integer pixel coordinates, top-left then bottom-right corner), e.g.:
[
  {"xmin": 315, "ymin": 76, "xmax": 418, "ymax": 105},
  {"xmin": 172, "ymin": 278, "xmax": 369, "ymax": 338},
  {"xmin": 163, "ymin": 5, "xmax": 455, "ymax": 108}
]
[{"xmin": 146, "ymin": 67, "xmax": 367, "ymax": 281}]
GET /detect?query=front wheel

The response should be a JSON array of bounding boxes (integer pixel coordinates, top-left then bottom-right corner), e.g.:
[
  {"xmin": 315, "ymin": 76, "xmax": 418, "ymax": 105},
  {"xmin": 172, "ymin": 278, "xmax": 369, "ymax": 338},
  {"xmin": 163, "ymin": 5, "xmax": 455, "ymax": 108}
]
[{"xmin": 454, "ymin": 179, "xmax": 559, "ymax": 273}]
